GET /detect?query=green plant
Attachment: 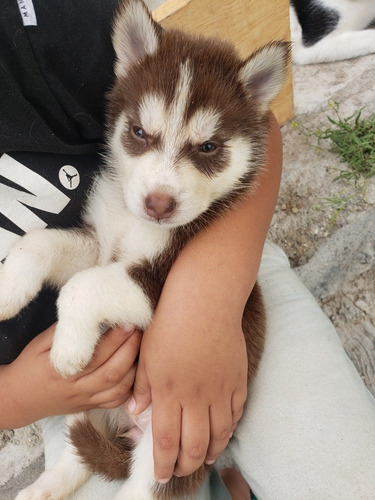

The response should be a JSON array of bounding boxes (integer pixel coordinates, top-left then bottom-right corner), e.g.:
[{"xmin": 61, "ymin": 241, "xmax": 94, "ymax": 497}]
[
  {"xmin": 301, "ymin": 101, "xmax": 375, "ymax": 227},
  {"xmin": 290, "ymin": 102, "xmax": 375, "ymax": 226},
  {"xmin": 317, "ymin": 101, "xmax": 375, "ymax": 182}
]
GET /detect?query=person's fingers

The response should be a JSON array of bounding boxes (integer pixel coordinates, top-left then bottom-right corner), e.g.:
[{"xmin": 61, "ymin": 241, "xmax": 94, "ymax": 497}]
[
  {"xmin": 76, "ymin": 330, "xmax": 141, "ymax": 396},
  {"xmin": 27, "ymin": 323, "xmax": 56, "ymax": 353},
  {"xmin": 174, "ymin": 404, "xmax": 210, "ymax": 476},
  {"xmin": 231, "ymin": 387, "xmax": 247, "ymax": 432},
  {"xmin": 90, "ymin": 364, "xmax": 137, "ymax": 409},
  {"xmin": 79, "ymin": 326, "xmax": 137, "ymax": 376},
  {"xmin": 128, "ymin": 359, "xmax": 152, "ymax": 415},
  {"xmin": 204, "ymin": 400, "xmax": 233, "ymax": 464},
  {"xmin": 151, "ymin": 398, "xmax": 181, "ymax": 483}
]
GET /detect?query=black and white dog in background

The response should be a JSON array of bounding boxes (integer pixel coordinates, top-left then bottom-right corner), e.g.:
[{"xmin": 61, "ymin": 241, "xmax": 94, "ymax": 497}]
[{"xmin": 291, "ymin": 0, "xmax": 375, "ymax": 64}]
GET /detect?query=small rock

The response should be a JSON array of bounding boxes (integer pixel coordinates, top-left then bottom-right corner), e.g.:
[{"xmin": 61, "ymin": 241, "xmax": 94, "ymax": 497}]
[
  {"xmin": 355, "ymin": 299, "xmax": 371, "ymax": 315},
  {"xmin": 363, "ymin": 320, "xmax": 375, "ymax": 337}
]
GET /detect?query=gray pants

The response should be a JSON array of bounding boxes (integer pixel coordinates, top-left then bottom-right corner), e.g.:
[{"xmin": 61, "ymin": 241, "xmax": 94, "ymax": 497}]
[{"xmin": 41, "ymin": 242, "xmax": 375, "ymax": 499}]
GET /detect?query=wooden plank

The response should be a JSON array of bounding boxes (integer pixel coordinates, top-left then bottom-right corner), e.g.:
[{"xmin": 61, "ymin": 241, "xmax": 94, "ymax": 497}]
[{"xmin": 152, "ymin": 0, "xmax": 294, "ymax": 124}]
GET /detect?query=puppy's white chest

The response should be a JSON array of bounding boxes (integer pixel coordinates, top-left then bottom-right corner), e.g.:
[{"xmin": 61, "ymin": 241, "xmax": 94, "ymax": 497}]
[{"xmin": 85, "ymin": 175, "xmax": 171, "ymax": 267}]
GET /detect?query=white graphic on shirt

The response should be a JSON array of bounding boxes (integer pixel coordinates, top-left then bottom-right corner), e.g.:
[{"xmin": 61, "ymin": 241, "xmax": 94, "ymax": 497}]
[
  {"xmin": 59, "ymin": 165, "xmax": 80, "ymax": 190},
  {"xmin": 16, "ymin": 0, "xmax": 37, "ymax": 26},
  {"xmin": 0, "ymin": 154, "xmax": 70, "ymax": 264}
]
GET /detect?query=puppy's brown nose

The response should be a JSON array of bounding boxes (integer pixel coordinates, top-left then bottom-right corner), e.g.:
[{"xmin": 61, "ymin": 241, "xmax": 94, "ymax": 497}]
[{"xmin": 145, "ymin": 191, "xmax": 177, "ymax": 220}]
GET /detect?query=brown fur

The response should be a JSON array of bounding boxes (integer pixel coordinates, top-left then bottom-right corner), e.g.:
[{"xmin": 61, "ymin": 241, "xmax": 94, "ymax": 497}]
[
  {"xmin": 152, "ymin": 464, "xmax": 212, "ymax": 500},
  {"xmin": 70, "ymin": 417, "xmax": 134, "ymax": 481}
]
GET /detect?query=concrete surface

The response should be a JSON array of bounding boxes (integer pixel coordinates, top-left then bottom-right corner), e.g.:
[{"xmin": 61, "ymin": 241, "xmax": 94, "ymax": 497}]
[
  {"xmin": 1, "ymin": 49, "xmax": 375, "ymax": 500},
  {"xmin": 269, "ymin": 53, "xmax": 375, "ymax": 395}
]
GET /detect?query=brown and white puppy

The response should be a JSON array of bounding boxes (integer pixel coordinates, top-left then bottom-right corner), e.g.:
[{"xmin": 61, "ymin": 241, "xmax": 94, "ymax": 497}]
[{"xmin": 0, "ymin": 1, "xmax": 289, "ymax": 498}]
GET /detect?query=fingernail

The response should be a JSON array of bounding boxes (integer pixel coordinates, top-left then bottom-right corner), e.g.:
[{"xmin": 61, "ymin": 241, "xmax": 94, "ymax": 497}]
[
  {"xmin": 122, "ymin": 325, "xmax": 135, "ymax": 334},
  {"xmin": 127, "ymin": 397, "xmax": 136, "ymax": 414},
  {"xmin": 158, "ymin": 478, "xmax": 171, "ymax": 484},
  {"xmin": 205, "ymin": 459, "xmax": 216, "ymax": 465}
]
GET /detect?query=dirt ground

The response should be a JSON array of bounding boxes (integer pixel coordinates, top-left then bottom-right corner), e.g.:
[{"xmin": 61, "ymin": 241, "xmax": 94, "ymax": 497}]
[{"xmin": 269, "ymin": 54, "xmax": 375, "ymax": 395}]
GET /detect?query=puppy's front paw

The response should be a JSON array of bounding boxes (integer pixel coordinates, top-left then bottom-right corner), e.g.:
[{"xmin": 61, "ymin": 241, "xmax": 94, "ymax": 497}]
[{"xmin": 49, "ymin": 323, "xmax": 98, "ymax": 378}]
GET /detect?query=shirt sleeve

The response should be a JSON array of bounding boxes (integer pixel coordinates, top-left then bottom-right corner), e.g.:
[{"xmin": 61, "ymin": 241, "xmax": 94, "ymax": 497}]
[{"xmin": 0, "ymin": 1, "xmax": 119, "ymax": 362}]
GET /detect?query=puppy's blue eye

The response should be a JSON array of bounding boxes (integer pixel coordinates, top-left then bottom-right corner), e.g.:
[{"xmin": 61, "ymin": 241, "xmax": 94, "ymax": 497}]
[
  {"xmin": 133, "ymin": 126, "xmax": 146, "ymax": 139},
  {"xmin": 200, "ymin": 142, "xmax": 217, "ymax": 153}
]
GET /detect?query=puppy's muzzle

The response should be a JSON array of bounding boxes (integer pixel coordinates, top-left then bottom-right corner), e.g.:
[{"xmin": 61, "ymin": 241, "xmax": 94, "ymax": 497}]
[{"xmin": 144, "ymin": 189, "xmax": 177, "ymax": 221}]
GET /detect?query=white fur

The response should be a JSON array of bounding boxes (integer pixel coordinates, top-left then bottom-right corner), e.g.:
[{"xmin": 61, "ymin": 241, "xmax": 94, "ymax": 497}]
[
  {"xmin": 16, "ymin": 439, "xmax": 90, "ymax": 500},
  {"xmin": 291, "ymin": 0, "xmax": 375, "ymax": 64},
  {"xmin": 168, "ymin": 61, "xmax": 193, "ymax": 138},
  {"xmin": 50, "ymin": 263, "xmax": 153, "ymax": 377},
  {"xmin": 0, "ymin": 228, "xmax": 99, "ymax": 321},
  {"xmin": 187, "ymin": 107, "xmax": 221, "ymax": 144},
  {"xmin": 115, "ymin": 420, "xmax": 156, "ymax": 500},
  {"xmin": 139, "ymin": 94, "xmax": 167, "ymax": 136},
  {"xmin": 210, "ymin": 137, "xmax": 255, "ymax": 199}
]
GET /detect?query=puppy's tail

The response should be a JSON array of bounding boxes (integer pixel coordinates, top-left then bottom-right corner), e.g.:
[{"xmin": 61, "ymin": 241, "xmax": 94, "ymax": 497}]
[{"xmin": 69, "ymin": 416, "xmax": 133, "ymax": 480}]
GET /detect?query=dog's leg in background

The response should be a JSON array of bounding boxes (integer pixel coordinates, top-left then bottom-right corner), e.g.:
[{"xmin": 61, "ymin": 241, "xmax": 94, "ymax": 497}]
[
  {"xmin": 0, "ymin": 228, "xmax": 99, "ymax": 320},
  {"xmin": 49, "ymin": 262, "xmax": 152, "ymax": 377},
  {"xmin": 16, "ymin": 409, "xmax": 125, "ymax": 500},
  {"xmin": 292, "ymin": 29, "xmax": 375, "ymax": 64},
  {"xmin": 15, "ymin": 421, "xmax": 91, "ymax": 500}
]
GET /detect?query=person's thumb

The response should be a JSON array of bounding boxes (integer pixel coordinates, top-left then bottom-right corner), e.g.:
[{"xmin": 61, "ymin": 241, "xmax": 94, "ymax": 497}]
[{"xmin": 127, "ymin": 361, "xmax": 151, "ymax": 415}]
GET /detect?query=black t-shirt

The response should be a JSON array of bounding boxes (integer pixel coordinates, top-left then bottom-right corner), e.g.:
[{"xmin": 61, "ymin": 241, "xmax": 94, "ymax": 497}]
[{"xmin": 0, "ymin": 0, "xmax": 119, "ymax": 363}]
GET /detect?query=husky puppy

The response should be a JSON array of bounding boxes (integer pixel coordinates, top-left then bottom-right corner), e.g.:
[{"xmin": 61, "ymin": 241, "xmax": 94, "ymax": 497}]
[
  {"xmin": 291, "ymin": 0, "xmax": 375, "ymax": 64},
  {"xmin": 1, "ymin": 1, "xmax": 289, "ymax": 498}
]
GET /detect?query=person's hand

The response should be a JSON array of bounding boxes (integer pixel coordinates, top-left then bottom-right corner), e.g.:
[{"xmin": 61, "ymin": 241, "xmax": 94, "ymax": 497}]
[
  {"xmin": 0, "ymin": 323, "xmax": 141, "ymax": 429},
  {"xmin": 128, "ymin": 302, "xmax": 248, "ymax": 482}
]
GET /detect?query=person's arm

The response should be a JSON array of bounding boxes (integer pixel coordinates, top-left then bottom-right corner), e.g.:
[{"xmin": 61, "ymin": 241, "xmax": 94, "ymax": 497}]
[
  {"xmin": 130, "ymin": 112, "xmax": 283, "ymax": 481},
  {"xmin": 0, "ymin": 325, "xmax": 141, "ymax": 429}
]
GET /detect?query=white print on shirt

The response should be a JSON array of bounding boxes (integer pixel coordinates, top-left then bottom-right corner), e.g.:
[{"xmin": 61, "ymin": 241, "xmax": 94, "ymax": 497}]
[
  {"xmin": 0, "ymin": 154, "xmax": 70, "ymax": 264},
  {"xmin": 16, "ymin": 0, "xmax": 37, "ymax": 26}
]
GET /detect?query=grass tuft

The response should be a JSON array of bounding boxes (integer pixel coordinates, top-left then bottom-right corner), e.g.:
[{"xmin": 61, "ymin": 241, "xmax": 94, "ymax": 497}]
[
  {"xmin": 317, "ymin": 101, "xmax": 375, "ymax": 182},
  {"xmin": 293, "ymin": 102, "xmax": 375, "ymax": 227}
]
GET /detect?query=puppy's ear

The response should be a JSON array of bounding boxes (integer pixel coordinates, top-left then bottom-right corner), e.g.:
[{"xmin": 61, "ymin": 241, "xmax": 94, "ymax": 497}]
[
  {"xmin": 113, "ymin": 0, "xmax": 162, "ymax": 77},
  {"xmin": 239, "ymin": 41, "xmax": 290, "ymax": 113}
]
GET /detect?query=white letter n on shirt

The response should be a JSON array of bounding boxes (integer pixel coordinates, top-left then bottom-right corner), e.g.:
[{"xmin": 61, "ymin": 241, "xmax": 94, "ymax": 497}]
[{"xmin": 0, "ymin": 154, "xmax": 70, "ymax": 262}]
